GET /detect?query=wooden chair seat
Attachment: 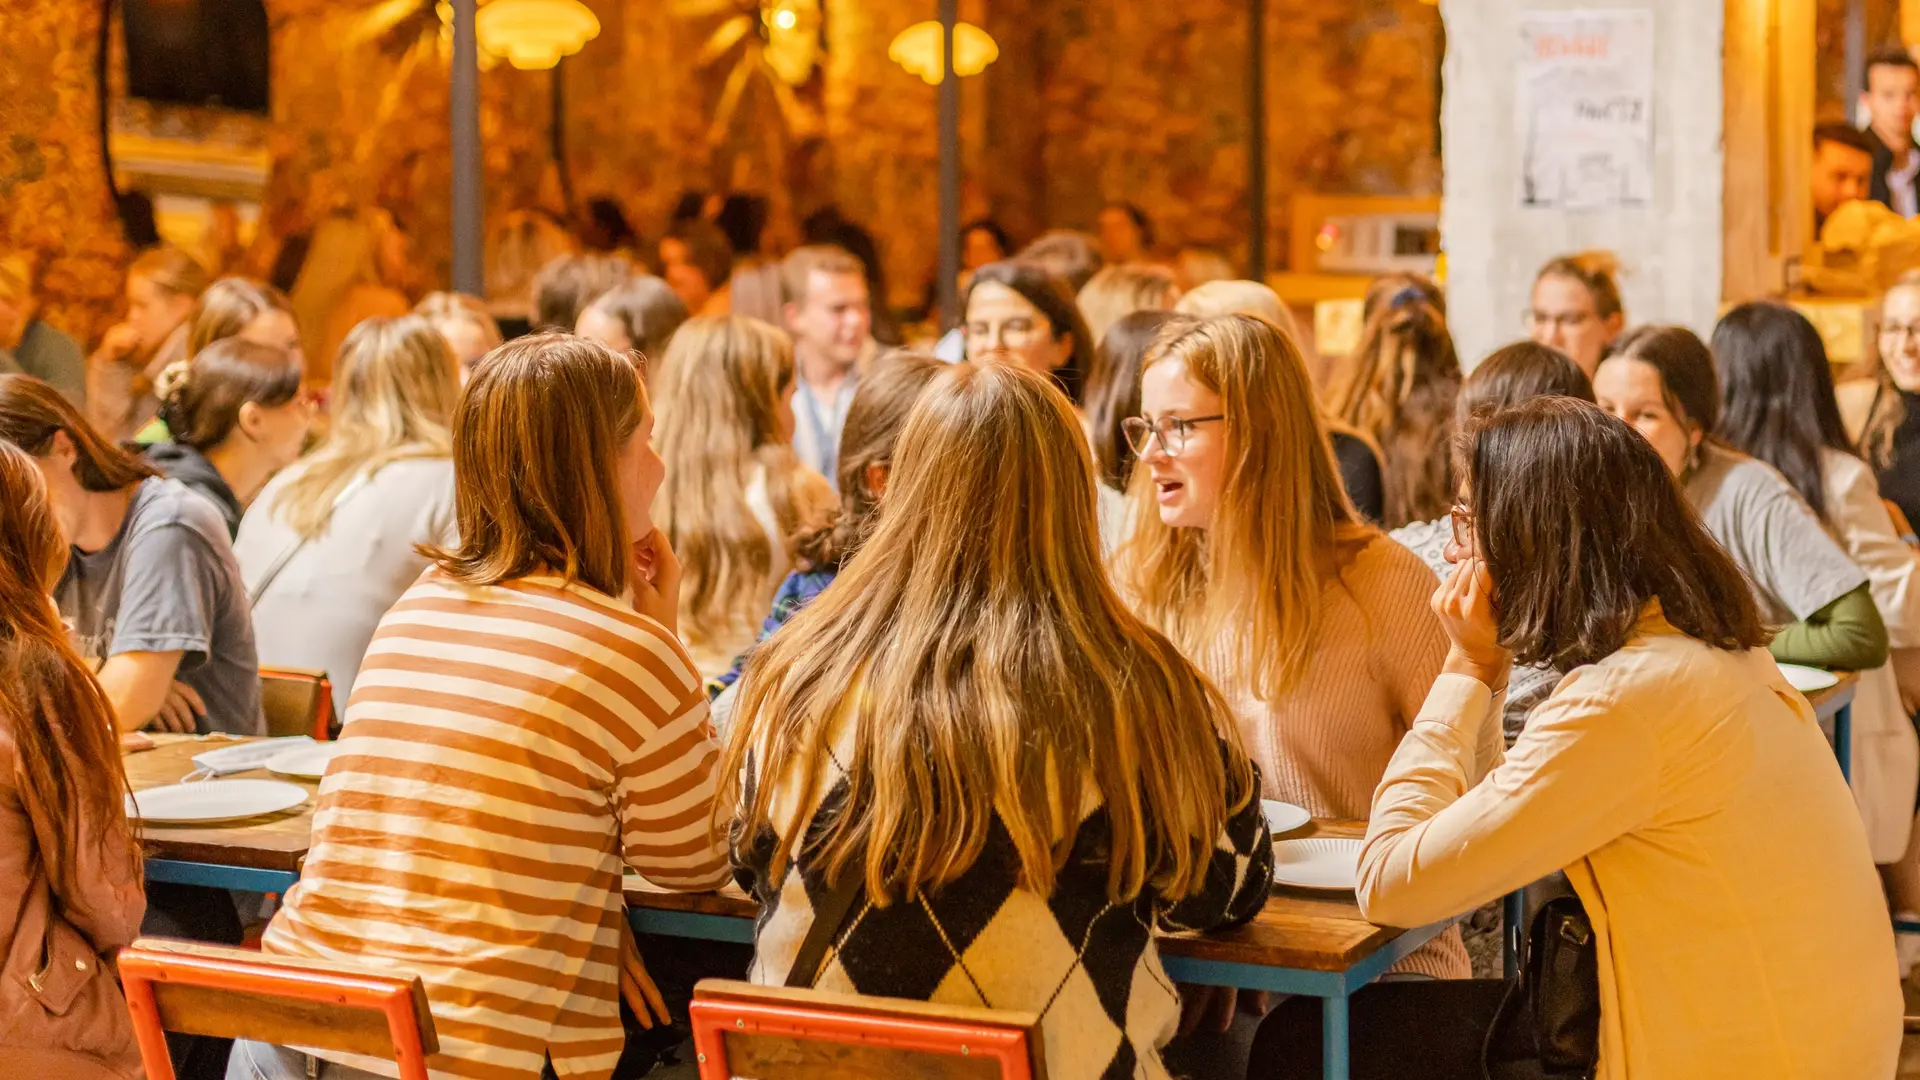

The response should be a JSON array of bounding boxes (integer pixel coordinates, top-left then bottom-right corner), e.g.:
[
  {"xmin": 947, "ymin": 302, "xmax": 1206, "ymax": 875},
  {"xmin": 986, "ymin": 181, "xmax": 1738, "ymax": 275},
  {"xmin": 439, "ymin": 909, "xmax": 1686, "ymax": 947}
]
[
  {"xmin": 260, "ymin": 666, "xmax": 337, "ymax": 741},
  {"xmin": 689, "ymin": 979, "xmax": 1046, "ymax": 1080},
  {"xmin": 118, "ymin": 938, "xmax": 435, "ymax": 1080}
]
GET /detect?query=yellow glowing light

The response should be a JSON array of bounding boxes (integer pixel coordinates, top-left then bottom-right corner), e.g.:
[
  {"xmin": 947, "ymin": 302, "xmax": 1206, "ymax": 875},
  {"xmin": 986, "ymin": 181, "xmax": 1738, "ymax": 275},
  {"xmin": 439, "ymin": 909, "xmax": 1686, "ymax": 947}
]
[
  {"xmin": 773, "ymin": 8, "xmax": 798, "ymax": 30},
  {"xmin": 888, "ymin": 20, "xmax": 999, "ymax": 85},
  {"xmin": 474, "ymin": 0, "xmax": 600, "ymax": 70}
]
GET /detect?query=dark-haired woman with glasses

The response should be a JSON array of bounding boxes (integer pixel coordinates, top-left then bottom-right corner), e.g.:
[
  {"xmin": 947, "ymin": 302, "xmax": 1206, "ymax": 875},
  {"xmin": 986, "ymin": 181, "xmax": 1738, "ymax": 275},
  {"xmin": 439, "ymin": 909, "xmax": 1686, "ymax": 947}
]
[
  {"xmin": 1359, "ymin": 397, "xmax": 1899, "ymax": 1079},
  {"xmin": 1114, "ymin": 314, "xmax": 1469, "ymax": 996}
]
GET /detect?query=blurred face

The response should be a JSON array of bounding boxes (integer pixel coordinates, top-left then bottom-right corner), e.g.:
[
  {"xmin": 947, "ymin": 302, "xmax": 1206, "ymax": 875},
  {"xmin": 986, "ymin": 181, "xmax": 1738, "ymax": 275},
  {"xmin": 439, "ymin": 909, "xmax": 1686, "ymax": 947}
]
[
  {"xmin": 1594, "ymin": 357, "xmax": 1698, "ymax": 476},
  {"xmin": 435, "ymin": 317, "xmax": 494, "ymax": 371},
  {"xmin": 1865, "ymin": 62, "xmax": 1920, "ymax": 146},
  {"xmin": 575, "ymin": 307, "xmax": 634, "ymax": 355},
  {"xmin": 126, "ymin": 274, "xmax": 195, "ymax": 352},
  {"xmin": 1137, "ymin": 359, "xmax": 1228, "ymax": 529},
  {"xmin": 238, "ymin": 393, "xmax": 314, "ymax": 471},
  {"xmin": 1812, "ymin": 142, "xmax": 1874, "ymax": 221},
  {"xmin": 659, "ymin": 238, "xmax": 712, "ymax": 311},
  {"xmin": 1879, "ymin": 285, "xmax": 1920, "ymax": 391},
  {"xmin": 616, "ymin": 392, "xmax": 666, "ymax": 538},
  {"xmin": 1527, "ymin": 274, "xmax": 1621, "ymax": 377},
  {"xmin": 965, "ymin": 282, "xmax": 1074, "ymax": 377},
  {"xmin": 784, "ymin": 269, "xmax": 871, "ymax": 369},
  {"xmin": 239, "ymin": 309, "xmax": 306, "ymax": 374},
  {"xmin": 962, "ymin": 227, "xmax": 1005, "ymax": 271},
  {"xmin": 1098, "ymin": 206, "xmax": 1145, "ymax": 262}
]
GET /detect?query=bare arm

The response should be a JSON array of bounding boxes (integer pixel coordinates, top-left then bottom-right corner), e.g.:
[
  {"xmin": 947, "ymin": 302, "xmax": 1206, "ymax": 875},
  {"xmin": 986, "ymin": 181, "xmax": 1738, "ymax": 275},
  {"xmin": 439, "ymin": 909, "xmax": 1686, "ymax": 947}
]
[{"xmin": 94, "ymin": 650, "xmax": 201, "ymax": 733}]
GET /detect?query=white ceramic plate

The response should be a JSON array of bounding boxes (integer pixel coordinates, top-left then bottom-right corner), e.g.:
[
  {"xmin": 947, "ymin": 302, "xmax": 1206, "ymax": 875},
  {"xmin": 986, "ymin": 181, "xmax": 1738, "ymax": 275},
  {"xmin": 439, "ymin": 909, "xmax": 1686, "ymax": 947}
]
[
  {"xmin": 1261, "ymin": 800, "xmax": 1311, "ymax": 836},
  {"xmin": 1272, "ymin": 837, "xmax": 1361, "ymax": 891},
  {"xmin": 1778, "ymin": 663, "xmax": 1840, "ymax": 693},
  {"xmin": 126, "ymin": 779, "xmax": 309, "ymax": 824},
  {"xmin": 265, "ymin": 742, "xmax": 344, "ymax": 780}
]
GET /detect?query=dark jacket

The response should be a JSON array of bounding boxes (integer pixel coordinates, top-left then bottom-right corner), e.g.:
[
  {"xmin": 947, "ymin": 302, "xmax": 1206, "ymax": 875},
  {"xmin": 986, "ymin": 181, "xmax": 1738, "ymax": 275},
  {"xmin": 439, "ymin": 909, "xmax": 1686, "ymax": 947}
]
[
  {"xmin": 145, "ymin": 442, "xmax": 243, "ymax": 538},
  {"xmin": 1869, "ymin": 126, "xmax": 1920, "ymax": 216}
]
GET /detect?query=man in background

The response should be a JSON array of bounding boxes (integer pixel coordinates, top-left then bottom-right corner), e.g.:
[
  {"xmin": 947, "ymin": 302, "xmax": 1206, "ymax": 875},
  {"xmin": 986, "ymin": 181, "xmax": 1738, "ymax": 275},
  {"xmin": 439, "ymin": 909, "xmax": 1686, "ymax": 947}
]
[
  {"xmin": 1813, "ymin": 123, "xmax": 1877, "ymax": 234},
  {"xmin": 1863, "ymin": 48, "xmax": 1920, "ymax": 218},
  {"xmin": 781, "ymin": 245, "xmax": 872, "ymax": 487}
]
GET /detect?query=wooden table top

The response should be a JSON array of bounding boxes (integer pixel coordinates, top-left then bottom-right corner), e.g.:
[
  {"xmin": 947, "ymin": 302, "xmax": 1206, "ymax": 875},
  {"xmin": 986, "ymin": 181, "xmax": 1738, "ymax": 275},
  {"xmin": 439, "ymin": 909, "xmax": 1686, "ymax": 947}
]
[
  {"xmin": 625, "ymin": 820, "xmax": 1408, "ymax": 973},
  {"xmin": 124, "ymin": 735, "xmax": 316, "ymax": 873},
  {"xmin": 1804, "ymin": 670, "xmax": 1859, "ymax": 718}
]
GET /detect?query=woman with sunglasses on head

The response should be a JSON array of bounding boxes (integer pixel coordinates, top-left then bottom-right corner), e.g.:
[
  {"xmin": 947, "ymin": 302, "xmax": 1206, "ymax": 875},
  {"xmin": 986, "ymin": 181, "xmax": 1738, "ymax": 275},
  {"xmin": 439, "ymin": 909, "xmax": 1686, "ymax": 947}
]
[
  {"xmin": 1358, "ymin": 397, "xmax": 1899, "ymax": 1079},
  {"xmin": 1595, "ymin": 327, "xmax": 1888, "ymax": 673},
  {"xmin": 1115, "ymin": 314, "xmax": 1466, "ymax": 990}
]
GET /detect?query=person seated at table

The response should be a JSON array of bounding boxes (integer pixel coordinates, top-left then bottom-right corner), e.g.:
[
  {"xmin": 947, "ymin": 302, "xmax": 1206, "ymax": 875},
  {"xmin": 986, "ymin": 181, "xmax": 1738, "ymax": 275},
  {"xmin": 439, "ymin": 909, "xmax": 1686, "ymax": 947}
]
[
  {"xmin": 1840, "ymin": 272, "xmax": 1920, "ymax": 532},
  {"xmin": 144, "ymin": 339, "xmax": 312, "ymax": 538},
  {"xmin": 1085, "ymin": 309, "xmax": 1180, "ymax": 553},
  {"xmin": 0, "ymin": 374, "xmax": 262, "ymax": 737},
  {"xmin": 1113, "ymin": 313, "xmax": 1468, "ymax": 982},
  {"xmin": 1357, "ymin": 396, "xmax": 1901, "ymax": 1079},
  {"xmin": 238, "ymin": 333, "xmax": 733, "ymax": 1080},
  {"xmin": 1596, "ymin": 326, "xmax": 1888, "ymax": 672},
  {"xmin": 1075, "ymin": 262, "xmax": 1181, "ymax": 351},
  {"xmin": 413, "ymin": 290, "xmax": 502, "ymax": 378},
  {"xmin": 660, "ymin": 219, "xmax": 734, "ymax": 317},
  {"xmin": 530, "ymin": 252, "xmax": 629, "ymax": 333},
  {"xmin": 87, "ymin": 246, "xmax": 208, "ymax": 440},
  {"xmin": 652, "ymin": 316, "xmax": 835, "ymax": 681},
  {"xmin": 1527, "ymin": 251, "xmax": 1625, "ymax": 379},
  {"xmin": 722, "ymin": 362, "xmax": 1271, "ymax": 1080},
  {"xmin": 234, "ymin": 316, "xmax": 460, "ymax": 706},
  {"xmin": 0, "ymin": 254, "xmax": 86, "ymax": 408},
  {"xmin": 1391, "ymin": 340, "xmax": 1594, "ymax": 742},
  {"xmin": 184, "ymin": 278, "xmax": 305, "ymax": 384},
  {"xmin": 0, "ymin": 440, "xmax": 145, "ymax": 1079},
  {"xmin": 707, "ymin": 350, "xmax": 945, "ymax": 714},
  {"xmin": 575, "ymin": 274, "xmax": 690, "ymax": 378},
  {"xmin": 963, "ymin": 260, "xmax": 1094, "ymax": 407}
]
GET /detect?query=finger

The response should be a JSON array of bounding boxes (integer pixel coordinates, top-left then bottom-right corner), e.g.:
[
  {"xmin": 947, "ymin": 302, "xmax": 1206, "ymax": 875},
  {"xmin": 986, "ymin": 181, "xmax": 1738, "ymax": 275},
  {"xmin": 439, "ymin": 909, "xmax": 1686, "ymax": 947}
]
[
  {"xmin": 619, "ymin": 969, "xmax": 654, "ymax": 1029},
  {"xmin": 1207, "ymin": 983, "xmax": 1237, "ymax": 1033},
  {"xmin": 175, "ymin": 681, "xmax": 207, "ymax": 716},
  {"xmin": 1239, "ymin": 990, "xmax": 1272, "ymax": 1017},
  {"xmin": 634, "ymin": 957, "xmax": 670, "ymax": 1026}
]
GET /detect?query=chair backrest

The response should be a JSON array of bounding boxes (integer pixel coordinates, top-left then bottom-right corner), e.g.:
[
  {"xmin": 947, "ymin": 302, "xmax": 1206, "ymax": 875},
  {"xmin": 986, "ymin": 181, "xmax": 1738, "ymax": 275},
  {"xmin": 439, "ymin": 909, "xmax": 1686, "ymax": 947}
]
[
  {"xmin": 260, "ymin": 666, "xmax": 336, "ymax": 740},
  {"xmin": 119, "ymin": 938, "xmax": 436, "ymax": 1080},
  {"xmin": 689, "ymin": 979, "xmax": 1046, "ymax": 1080}
]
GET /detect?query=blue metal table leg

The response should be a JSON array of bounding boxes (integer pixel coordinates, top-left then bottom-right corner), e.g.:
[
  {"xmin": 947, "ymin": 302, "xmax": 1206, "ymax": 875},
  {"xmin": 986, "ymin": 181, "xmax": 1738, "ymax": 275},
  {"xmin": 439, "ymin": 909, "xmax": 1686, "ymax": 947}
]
[
  {"xmin": 1503, "ymin": 889, "xmax": 1525, "ymax": 980},
  {"xmin": 1835, "ymin": 704, "xmax": 1852, "ymax": 784},
  {"xmin": 1322, "ymin": 990, "xmax": 1351, "ymax": 1080}
]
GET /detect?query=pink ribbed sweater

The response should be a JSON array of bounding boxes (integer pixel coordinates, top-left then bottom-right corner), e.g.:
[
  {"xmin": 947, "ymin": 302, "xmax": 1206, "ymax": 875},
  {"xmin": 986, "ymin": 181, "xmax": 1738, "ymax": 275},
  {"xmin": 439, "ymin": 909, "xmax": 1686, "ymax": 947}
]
[{"xmin": 1212, "ymin": 533, "xmax": 1466, "ymax": 978}]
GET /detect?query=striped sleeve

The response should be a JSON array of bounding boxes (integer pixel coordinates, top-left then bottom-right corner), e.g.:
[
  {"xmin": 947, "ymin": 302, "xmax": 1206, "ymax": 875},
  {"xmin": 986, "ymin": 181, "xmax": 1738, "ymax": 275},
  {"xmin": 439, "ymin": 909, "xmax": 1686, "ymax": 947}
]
[{"xmin": 616, "ymin": 691, "xmax": 731, "ymax": 889}]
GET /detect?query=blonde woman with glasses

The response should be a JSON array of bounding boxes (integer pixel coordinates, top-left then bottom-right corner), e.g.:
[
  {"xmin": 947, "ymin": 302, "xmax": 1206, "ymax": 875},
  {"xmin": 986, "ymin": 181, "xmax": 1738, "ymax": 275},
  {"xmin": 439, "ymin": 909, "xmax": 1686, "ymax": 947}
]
[
  {"xmin": 723, "ymin": 362, "xmax": 1270, "ymax": 1080},
  {"xmin": 1115, "ymin": 314, "xmax": 1468, "ymax": 982},
  {"xmin": 653, "ymin": 316, "xmax": 835, "ymax": 679},
  {"xmin": 233, "ymin": 315, "xmax": 461, "ymax": 703}
]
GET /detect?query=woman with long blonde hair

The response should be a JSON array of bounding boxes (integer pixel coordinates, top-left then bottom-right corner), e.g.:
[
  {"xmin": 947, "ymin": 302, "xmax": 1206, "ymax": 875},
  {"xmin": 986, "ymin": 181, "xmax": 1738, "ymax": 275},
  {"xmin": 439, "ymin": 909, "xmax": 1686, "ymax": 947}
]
[
  {"xmin": 652, "ymin": 315, "xmax": 833, "ymax": 677},
  {"xmin": 722, "ymin": 362, "xmax": 1270, "ymax": 1080},
  {"xmin": 1115, "ymin": 314, "xmax": 1463, "ymax": 979},
  {"xmin": 233, "ymin": 315, "xmax": 461, "ymax": 703},
  {"xmin": 87, "ymin": 246, "xmax": 209, "ymax": 439}
]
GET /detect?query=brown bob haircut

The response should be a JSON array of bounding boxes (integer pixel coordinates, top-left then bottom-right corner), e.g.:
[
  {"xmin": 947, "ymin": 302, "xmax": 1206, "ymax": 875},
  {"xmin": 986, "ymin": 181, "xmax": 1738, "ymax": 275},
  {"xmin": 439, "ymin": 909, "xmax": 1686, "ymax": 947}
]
[
  {"xmin": 426, "ymin": 332, "xmax": 644, "ymax": 598},
  {"xmin": 1459, "ymin": 396, "xmax": 1768, "ymax": 671},
  {"xmin": 0, "ymin": 374, "xmax": 159, "ymax": 492},
  {"xmin": 1456, "ymin": 340, "xmax": 1593, "ymax": 422}
]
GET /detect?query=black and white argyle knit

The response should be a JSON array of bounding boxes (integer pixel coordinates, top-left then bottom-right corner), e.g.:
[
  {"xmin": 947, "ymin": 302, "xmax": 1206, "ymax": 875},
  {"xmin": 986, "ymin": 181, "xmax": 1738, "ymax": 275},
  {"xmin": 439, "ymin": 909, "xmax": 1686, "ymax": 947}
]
[{"xmin": 730, "ymin": 740, "xmax": 1273, "ymax": 1080}]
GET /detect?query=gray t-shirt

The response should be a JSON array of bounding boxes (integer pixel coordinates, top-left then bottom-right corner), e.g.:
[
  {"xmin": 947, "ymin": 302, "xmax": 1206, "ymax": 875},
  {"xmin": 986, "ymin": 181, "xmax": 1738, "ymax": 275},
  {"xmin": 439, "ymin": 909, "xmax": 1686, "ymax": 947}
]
[
  {"xmin": 1684, "ymin": 444, "xmax": 1868, "ymax": 624},
  {"xmin": 56, "ymin": 477, "xmax": 264, "ymax": 735}
]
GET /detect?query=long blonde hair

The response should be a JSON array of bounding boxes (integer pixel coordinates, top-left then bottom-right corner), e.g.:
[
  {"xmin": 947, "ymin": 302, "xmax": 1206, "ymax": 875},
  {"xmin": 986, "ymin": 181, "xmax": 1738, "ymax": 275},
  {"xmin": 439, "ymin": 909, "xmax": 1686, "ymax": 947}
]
[
  {"xmin": 1116, "ymin": 315, "xmax": 1368, "ymax": 701},
  {"xmin": 722, "ymin": 362, "xmax": 1255, "ymax": 905},
  {"xmin": 653, "ymin": 316, "xmax": 821, "ymax": 653},
  {"xmin": 274, "ymin": 315, "xmax": 459, "ymax": 537}
]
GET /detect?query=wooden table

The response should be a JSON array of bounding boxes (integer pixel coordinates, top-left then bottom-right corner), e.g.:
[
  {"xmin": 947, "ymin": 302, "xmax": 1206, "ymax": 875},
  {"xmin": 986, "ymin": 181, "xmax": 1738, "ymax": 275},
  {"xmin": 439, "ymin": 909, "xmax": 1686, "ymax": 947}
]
[
  {"xmin": 624, "ymin": 820, "xmax": 1451, "ymax": 1080},
  {"xmin": 124, "ymin": 734, "xmax": 315, "ymax": 893}
]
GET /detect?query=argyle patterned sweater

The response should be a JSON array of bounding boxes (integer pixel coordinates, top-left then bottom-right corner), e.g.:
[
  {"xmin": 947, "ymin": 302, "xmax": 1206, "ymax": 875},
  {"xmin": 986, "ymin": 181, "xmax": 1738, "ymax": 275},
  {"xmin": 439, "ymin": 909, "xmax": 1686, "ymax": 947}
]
[{"xmin": 731, "ymin": 731, "xmax": 1273, "ymax": 1080}]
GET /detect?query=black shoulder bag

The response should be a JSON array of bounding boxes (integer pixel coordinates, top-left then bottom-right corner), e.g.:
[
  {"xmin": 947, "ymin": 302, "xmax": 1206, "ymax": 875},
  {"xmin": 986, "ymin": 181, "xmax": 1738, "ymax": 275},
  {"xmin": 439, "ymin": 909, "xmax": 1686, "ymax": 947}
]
[{"xmin": 1483, "ymin": 878, "xmax": 1600, "ymax": 1080}]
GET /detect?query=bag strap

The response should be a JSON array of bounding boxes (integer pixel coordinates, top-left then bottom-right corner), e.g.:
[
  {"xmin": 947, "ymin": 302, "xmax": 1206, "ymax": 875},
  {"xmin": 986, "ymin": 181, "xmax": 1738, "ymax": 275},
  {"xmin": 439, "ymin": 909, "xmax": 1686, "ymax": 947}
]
[
  {"xmin": 785, "ymin": 870, "xmax": 866, "ymax": 989},
  {"xmin": 248, "ymin": 473, "xmax": 374, "ymax": 609}
]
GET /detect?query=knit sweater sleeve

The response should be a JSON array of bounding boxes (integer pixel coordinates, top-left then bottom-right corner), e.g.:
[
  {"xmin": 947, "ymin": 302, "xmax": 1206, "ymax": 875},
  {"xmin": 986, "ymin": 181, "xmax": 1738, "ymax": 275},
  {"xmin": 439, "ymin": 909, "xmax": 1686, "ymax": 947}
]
[
  {"xmin": 1159, "ymin": 752, "xmax": 1273, "ymax": 934},
  {"xmin": 1367, "ymin": 540, "xmax": 1450, "ymax": 733}
]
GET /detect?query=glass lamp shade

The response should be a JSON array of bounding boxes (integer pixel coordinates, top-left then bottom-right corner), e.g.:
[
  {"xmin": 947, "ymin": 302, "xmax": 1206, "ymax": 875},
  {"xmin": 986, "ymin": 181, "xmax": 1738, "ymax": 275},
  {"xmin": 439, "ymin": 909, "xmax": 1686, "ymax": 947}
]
[
  {"xmin": 474, "ymin": 0, "xmax": 601, "ymax": 70},
  {"xmin": 887, "ymin": 20, "xmax": 999, "ymax": 85}
]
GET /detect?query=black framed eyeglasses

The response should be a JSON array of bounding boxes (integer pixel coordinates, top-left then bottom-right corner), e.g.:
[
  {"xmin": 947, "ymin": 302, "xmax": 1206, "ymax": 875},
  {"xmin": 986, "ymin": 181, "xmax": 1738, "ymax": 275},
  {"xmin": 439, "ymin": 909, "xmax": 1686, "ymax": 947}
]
[{"xmin": 1122, "ymin": 414, "xmax": 1225, "ymax": 456}]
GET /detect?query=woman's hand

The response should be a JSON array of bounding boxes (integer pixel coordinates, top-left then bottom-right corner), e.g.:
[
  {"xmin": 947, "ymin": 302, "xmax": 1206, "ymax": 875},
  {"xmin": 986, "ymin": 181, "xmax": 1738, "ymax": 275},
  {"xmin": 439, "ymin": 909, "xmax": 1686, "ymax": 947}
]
[
  {"xmin": 149, "ymin": 681, "xmax": 205, "ymax": 734},
  {"xmin": 1176, "ymin": 984, "xmax": 1271, "ymax": 1036},
  {"xmin": 96, "ymin": 323, "xmax": 144, "ymax": 364},
  {"xmin": 617, "ymin": 916, "xmax": 672, "ymax": 1029},
  {"xmin": 630, "ymin": 528, "xmax": 682, "ymax": 634},
  {"xmin": 1433, "ymin": 557, "xmax": 1511, "ymax": 691}
]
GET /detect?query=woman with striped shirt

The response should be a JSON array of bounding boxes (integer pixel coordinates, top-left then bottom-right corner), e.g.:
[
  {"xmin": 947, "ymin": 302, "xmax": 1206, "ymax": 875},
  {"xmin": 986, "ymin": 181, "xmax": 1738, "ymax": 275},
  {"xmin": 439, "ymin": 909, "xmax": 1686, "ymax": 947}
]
[{"xmin": 234, "ymin": 333, "xmax": 731, "ymax": 1080}]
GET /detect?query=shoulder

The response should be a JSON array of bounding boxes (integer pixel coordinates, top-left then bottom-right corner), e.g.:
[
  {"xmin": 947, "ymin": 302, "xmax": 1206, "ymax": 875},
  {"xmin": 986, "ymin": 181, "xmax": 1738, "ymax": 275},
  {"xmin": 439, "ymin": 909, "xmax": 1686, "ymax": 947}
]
[
  {"xmin": 1345, "ymin": 531, "xmax": 1441, "ymax": 595},
  {"xmin": 127, "ymin": 478, "xmax": 231, "ymax": 548},
  {"xmin": 1387, "ymin": 517, "xmax": 1452, "ymax": 579},
  {"xmin": 1821, "ymin": 449, "xmax": 1882, "ymax": 510},
  {"xmin": 364, "ymin": 455, "xmax": 455, "ymax": 496},
  {"xmin": 1690, "ymin": 446, "xmax": 1805, "ymax": 517},
  {"xmin": 1836, "ymin": 379, "xmax": 1880, "ymax": 441}
]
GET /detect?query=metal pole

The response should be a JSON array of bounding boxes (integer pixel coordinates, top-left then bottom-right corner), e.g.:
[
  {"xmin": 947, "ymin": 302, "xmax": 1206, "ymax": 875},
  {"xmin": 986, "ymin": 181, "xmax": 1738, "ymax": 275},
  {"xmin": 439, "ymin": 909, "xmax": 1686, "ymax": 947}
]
[
  {"xmin": 937, "ymin": 0, "xmax": 961, "ymax": 330},
  {"xmin": 1248, "ymin": 0, "xmax": 1267, "ymax": 282},
  {"xmin": 451, "ymin": 0, "xmax": 484, "ymax": 296},
  {"xmin": 1845, "ymin": 0, "xmax": 1866, "ymax": 121}
]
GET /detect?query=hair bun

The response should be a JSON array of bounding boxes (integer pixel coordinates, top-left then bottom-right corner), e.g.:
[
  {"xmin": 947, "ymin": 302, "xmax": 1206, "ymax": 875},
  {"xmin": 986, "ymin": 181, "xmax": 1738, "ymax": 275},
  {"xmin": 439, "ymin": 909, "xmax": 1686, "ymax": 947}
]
[{"xmin": 152, "ymin": 359, "xmax": 194, "ymax": 437}]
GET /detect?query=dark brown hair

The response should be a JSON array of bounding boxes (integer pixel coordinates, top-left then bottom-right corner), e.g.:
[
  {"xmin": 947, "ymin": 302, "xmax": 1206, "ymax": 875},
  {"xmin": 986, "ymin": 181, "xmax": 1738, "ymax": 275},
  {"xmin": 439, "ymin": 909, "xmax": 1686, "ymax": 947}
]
[
  {"xmin": 1712, "ymin": 302, "xmax": 1857, "ymax": 528},
  {"xmin": 793, "ymin": 350, "xmax": 947, "ymax": 570},
  {"xmin": 1456, "ymin": 340, "xmax": 1594, "ymax": 422},
  {"xmin": 1327, "ymin": 282, "xmax": 1460, "ymax": 526},
  {"xmin": 1610, "ymin": 325, "xmax": 1719, "ymax": 433},
  {"xmin": 964, "ymin": 260, "xmax": 1095, "ymax": 404},
  {"xmin": 1462, "ymin": 397, "xmax": 1769, "ymax": 671},
  {"xmin": 1086, "ymin": 309, "xmax": 1187, "ymax": 490},
  {"xmin": 0, "ymin": 374, "xmax": 159, "ymax": 492},
  {"xmin": 666, "ymin": 220, "xmax": 735, "ymax": 293},
  {"xmin": 0, "ymin": 442, "xmax": 137, "ymax": 904},
  {"xmin": 425, "ymin": 333, "xmax": 644, "ymax": 598},
  {"xmin": 582, "ymin": 274, "xmax": 690, "ymax": 369},
  {"xmin": 157, "ymin": 337, "xmax": 303, "ymax": 451},
  {"xmin": 532, "ymin": 253, "xmax": 630, "ymax": 332}
]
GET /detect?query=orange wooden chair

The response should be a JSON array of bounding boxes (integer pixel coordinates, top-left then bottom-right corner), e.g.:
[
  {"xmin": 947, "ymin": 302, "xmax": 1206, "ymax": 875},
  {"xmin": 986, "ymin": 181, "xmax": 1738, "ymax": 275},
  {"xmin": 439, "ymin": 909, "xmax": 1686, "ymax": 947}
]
[
  {"xmin": 119, "ymin": 939, "xmax": 436, "ymax": 1080},
  {"xmin": 689, "ymin": 979, "xmax": 1047, "ymax": 1080},
  {"xmin": 260, "ymin": 666, "xmax": 337, "ymax": 741}
]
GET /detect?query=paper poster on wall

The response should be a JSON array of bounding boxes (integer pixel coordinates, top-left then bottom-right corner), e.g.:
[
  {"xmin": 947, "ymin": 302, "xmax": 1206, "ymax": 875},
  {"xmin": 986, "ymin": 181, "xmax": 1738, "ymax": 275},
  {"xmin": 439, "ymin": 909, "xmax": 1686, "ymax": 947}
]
[{"xmin": 1517, "ymin": 9, "xmax": 1654, "ymax": 209}]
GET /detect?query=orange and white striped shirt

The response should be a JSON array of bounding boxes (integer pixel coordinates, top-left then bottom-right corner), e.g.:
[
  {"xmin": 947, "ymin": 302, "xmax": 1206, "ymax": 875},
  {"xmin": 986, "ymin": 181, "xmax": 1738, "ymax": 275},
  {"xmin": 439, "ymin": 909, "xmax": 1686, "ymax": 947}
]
[{"xmin": 262, "ymin": 570, "xmax": 731, "ymax": 1080}]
